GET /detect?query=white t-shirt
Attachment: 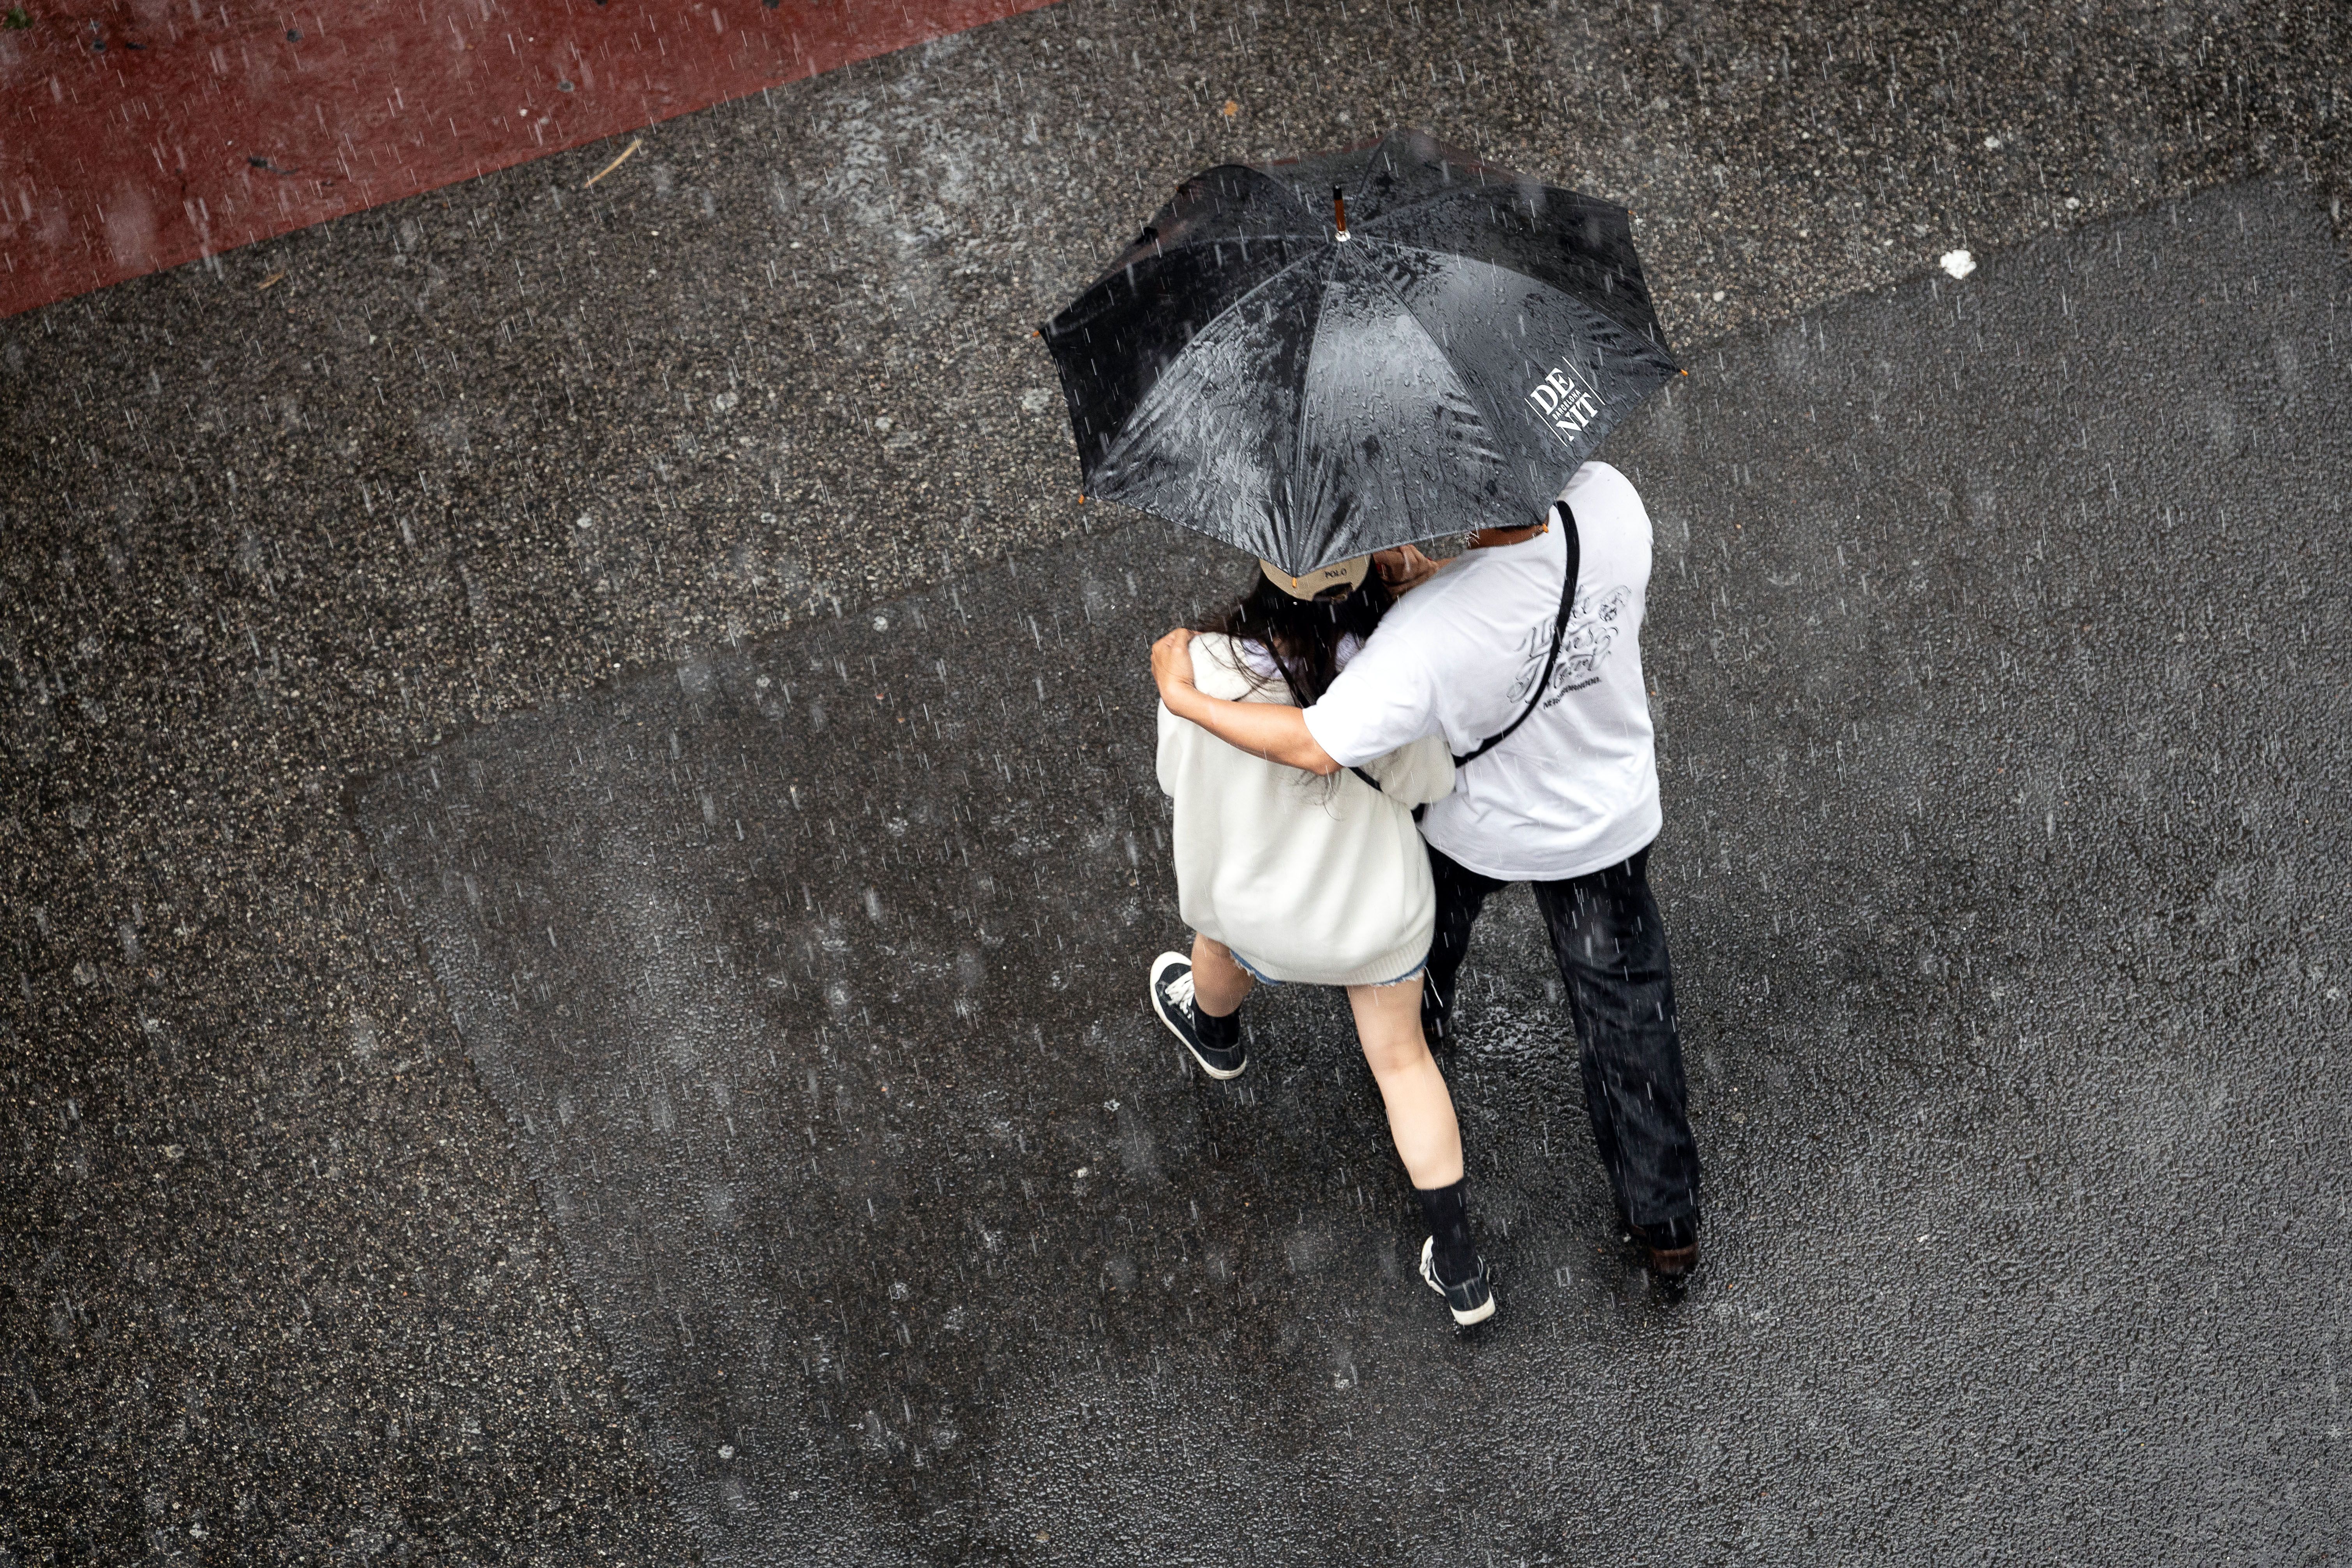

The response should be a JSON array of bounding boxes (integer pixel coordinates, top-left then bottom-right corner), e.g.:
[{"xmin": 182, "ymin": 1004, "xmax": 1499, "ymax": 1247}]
[{"xmin": 1302, "ymin": 461, "xmax": 1661, "ymax": 883}]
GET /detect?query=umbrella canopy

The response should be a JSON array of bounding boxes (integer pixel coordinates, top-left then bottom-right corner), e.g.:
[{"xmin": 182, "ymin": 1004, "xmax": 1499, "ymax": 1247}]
[{"xmin": 1041, "ymin": 129, "xmax": 1681, "ymax": 575}]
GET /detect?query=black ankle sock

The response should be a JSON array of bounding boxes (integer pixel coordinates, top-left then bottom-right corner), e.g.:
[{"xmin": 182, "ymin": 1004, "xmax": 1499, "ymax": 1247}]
[
  {"xmin": 1193, "ymin": 999, "xmax": 1239, "ymax": 1047},
  {"xmin": 1414, "ymin": 1178, "xmax": 1477, "ymax": 1281}
]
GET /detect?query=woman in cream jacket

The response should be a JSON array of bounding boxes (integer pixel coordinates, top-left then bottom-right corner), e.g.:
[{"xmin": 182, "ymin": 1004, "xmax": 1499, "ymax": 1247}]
[{"xmin": 1149, "ymin": 553, "xmax": 1493, "ymax": 1327}]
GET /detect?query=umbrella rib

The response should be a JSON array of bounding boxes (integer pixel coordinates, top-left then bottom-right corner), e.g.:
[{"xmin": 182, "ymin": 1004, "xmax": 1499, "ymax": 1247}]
[
  {"xmin": 1369, "ymin": 233, "xmax": 1674, "ymax": 353},
  {"xmin": 1284, "ymin": 254, "xmax": 1346, "ymax": 562},
  {"xmin": 1341, "ymin": 127, "xmax": 1479, "ymax": 214},
  {"xmin": 1338, "ymin": 164, "xmax": 1663, "ymax": 346},
  {"xmin": 1053, "ymin": 229, "xmax": 1325, "ymax": 339},
  {"xmin": 1342, "ymin": 128, "xmax": 1414, "ymax": 209},
  {"xmin": 1196, "ymin": 159, "xmax": 1326, "ymax": 235},
  {"xmin": 1331, "ymin": 134, "xmax": 1496, "ymax": 244}
]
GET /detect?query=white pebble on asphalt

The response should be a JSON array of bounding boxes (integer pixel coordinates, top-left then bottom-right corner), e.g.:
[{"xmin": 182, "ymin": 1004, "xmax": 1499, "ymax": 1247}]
[{"xmin": 1940, "ymin": 249, "xmax": 1977, "ymax": 279}]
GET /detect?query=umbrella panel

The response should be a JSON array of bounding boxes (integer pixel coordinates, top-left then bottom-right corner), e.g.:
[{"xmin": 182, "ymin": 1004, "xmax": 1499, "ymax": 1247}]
[
  {"xmin": 1289, "ymin": 245, "xmax": 1513, "ymax": 568},
  {"xmin": 1052, "ymin": 233, "xmax": 1324, "ymax": 472},
  {"xmin": 1085, "ymin": 258, "xmax": 1331, "ymax": 560}
]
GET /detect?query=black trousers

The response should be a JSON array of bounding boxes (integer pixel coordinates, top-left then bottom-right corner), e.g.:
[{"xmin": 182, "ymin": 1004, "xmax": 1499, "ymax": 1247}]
[{"xmin": 1425, "ymin": 842, "xmax": 1702, "ymax": 1229}]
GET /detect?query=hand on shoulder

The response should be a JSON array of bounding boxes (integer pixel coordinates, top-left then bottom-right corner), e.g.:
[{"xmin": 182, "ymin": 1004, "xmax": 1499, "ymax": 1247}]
[
  {"xmin": 1375, "ymin": 543, "xmax": 1443, "ymax": 594},
  {"xmin": 1151, "ymin": 628, "xmax": 1198, "ymax": 705}
]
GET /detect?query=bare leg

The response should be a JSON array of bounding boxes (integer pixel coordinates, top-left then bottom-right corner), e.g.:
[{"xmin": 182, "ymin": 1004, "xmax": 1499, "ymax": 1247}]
[
  {"xmin": 1346, "ymin": 975, "xmax": 1463, "ymax": 1189},
  {"xmin": 1189, "ymin": 934, "xmax": 1254, "ymax": 1018}
]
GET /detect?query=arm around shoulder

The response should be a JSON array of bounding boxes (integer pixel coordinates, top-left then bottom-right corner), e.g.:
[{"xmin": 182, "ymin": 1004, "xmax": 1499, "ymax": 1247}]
[{"xmin": 1151, "ymin": 628, "xmax": 1342, "ymax": 776}]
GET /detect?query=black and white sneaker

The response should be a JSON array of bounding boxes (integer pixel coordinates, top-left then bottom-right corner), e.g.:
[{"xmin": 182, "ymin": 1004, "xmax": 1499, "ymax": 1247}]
[
  {"xmin": 1419, "ymin": 1235, "xmax": 1497, "ymax": 1326},
  {"xmin": 1149, "ymin": 951, "xmax": 1247, "ymax": 1080}
]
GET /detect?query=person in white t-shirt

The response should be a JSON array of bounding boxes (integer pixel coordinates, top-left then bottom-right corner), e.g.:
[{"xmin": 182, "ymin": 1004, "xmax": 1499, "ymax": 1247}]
[
  {"xmin": 1149, "ymin": 552, "xmax": 1495, "ymax": 1326},
  {"xmin": 1149, "ymin": 461, "xmax": 1703, "ymax": 1278}
]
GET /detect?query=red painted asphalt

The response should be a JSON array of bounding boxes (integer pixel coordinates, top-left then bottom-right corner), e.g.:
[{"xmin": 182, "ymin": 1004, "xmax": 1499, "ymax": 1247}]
[{"xmin": 0, "ymin": 0, "xmax": 1065, "ymax": 319}]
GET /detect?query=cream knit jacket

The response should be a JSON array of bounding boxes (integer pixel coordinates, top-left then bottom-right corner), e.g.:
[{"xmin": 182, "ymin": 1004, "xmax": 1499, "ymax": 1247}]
[{"xmin": 1156, "ymin": 634, "xmax": 1456, "ymax": 986}]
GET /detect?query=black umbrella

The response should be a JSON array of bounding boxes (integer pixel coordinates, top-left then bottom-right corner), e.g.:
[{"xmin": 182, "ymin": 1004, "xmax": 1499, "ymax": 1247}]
[{"xmin": 1041, "ymin": 129, "xmax": 1681, "ymax": 575}]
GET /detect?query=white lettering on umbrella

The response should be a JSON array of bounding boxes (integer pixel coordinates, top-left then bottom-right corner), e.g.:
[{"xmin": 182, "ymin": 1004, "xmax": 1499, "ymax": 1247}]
[{"xmin": 1526, "ymin": 363, "xmax": 1602, "ymax": 446}]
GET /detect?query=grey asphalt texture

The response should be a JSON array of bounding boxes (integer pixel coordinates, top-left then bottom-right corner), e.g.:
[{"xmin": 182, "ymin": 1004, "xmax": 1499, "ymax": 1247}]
[
  {"xmin": 354, "ymin": 182, "xmax": 2352, "ymax": 1562},
  {"xmin": 6, "ymin": 0, "xmax": 2352, "ymax": 1561}
]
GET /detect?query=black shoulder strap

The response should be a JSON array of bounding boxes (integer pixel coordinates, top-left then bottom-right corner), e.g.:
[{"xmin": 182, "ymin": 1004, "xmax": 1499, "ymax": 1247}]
[{"xmin": 1451, "ymin": 503, "xmax": 1580, "ymax": 770}]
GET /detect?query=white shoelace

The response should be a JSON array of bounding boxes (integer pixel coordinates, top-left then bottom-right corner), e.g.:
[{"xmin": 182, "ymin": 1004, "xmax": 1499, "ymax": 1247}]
[{"xmin": 1165, "ymin": 968, "xmax": 1197, "ymax": 1014}]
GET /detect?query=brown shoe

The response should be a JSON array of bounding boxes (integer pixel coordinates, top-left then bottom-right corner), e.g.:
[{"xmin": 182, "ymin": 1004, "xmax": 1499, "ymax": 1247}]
[{"xmin": 1627, "ymin": 1215, "xmax": 1699, "ymax": 1279}]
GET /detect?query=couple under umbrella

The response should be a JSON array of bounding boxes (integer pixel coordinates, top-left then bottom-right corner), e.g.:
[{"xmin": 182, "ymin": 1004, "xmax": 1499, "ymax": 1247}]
[{"xmin": 1041, "ymin": 129, "xmax": 1703, "ymax": 1328}]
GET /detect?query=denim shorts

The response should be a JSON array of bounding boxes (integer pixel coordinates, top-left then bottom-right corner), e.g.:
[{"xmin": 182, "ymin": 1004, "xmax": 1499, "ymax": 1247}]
[{"xmin": 1230, "ymin": 950, "xmax": 1428, "ymax": 989}]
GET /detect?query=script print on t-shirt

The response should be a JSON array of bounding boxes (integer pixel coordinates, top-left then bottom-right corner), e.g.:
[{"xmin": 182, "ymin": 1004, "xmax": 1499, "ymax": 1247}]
[{"xmin": 1506, "ymin": 583, "xmax": 1635, "ymax": 706}]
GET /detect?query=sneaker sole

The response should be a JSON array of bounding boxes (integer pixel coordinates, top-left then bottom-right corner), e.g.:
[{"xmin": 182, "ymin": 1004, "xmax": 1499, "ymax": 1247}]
[
  {"xmin": 1419, "ymin": 1236, "xmax": 1497, "ymax": 1326},
  {"xmin": 1448, "ymin": 1292, "xmax": 1497, "ymax": 1327},
  {"xmin": 1149, "ymin": 956, "xmax": 1247, "ymax": 1081}
]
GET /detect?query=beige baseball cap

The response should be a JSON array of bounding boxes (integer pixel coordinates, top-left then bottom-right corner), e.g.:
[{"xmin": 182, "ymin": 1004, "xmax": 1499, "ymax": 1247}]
[{"xmin": 1258, "ymin": 554, "xmax": 1371, "ymax": 600}]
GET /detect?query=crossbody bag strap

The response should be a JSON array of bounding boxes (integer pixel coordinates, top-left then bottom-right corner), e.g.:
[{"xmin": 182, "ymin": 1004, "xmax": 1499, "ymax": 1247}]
[{"xmin": 1450, "ymin": 502, "xmax": 1581, "ymax": 770}]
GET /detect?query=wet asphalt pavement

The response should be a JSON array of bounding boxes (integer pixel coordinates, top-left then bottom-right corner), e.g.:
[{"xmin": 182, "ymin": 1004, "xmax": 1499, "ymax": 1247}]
[
  {"xmin": 7, "ymin": 0, "xmax": 2352, "ymax": 1561},
  {"xmin": 363, "ymin": 183, "xmax": 2350, "ymax": 1561}
]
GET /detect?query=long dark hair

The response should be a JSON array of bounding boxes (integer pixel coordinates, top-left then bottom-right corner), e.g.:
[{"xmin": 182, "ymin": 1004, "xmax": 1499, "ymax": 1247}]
[{"xmin": 1194, "ymin": 565, "xmax": 1396, "ymax": 708}]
